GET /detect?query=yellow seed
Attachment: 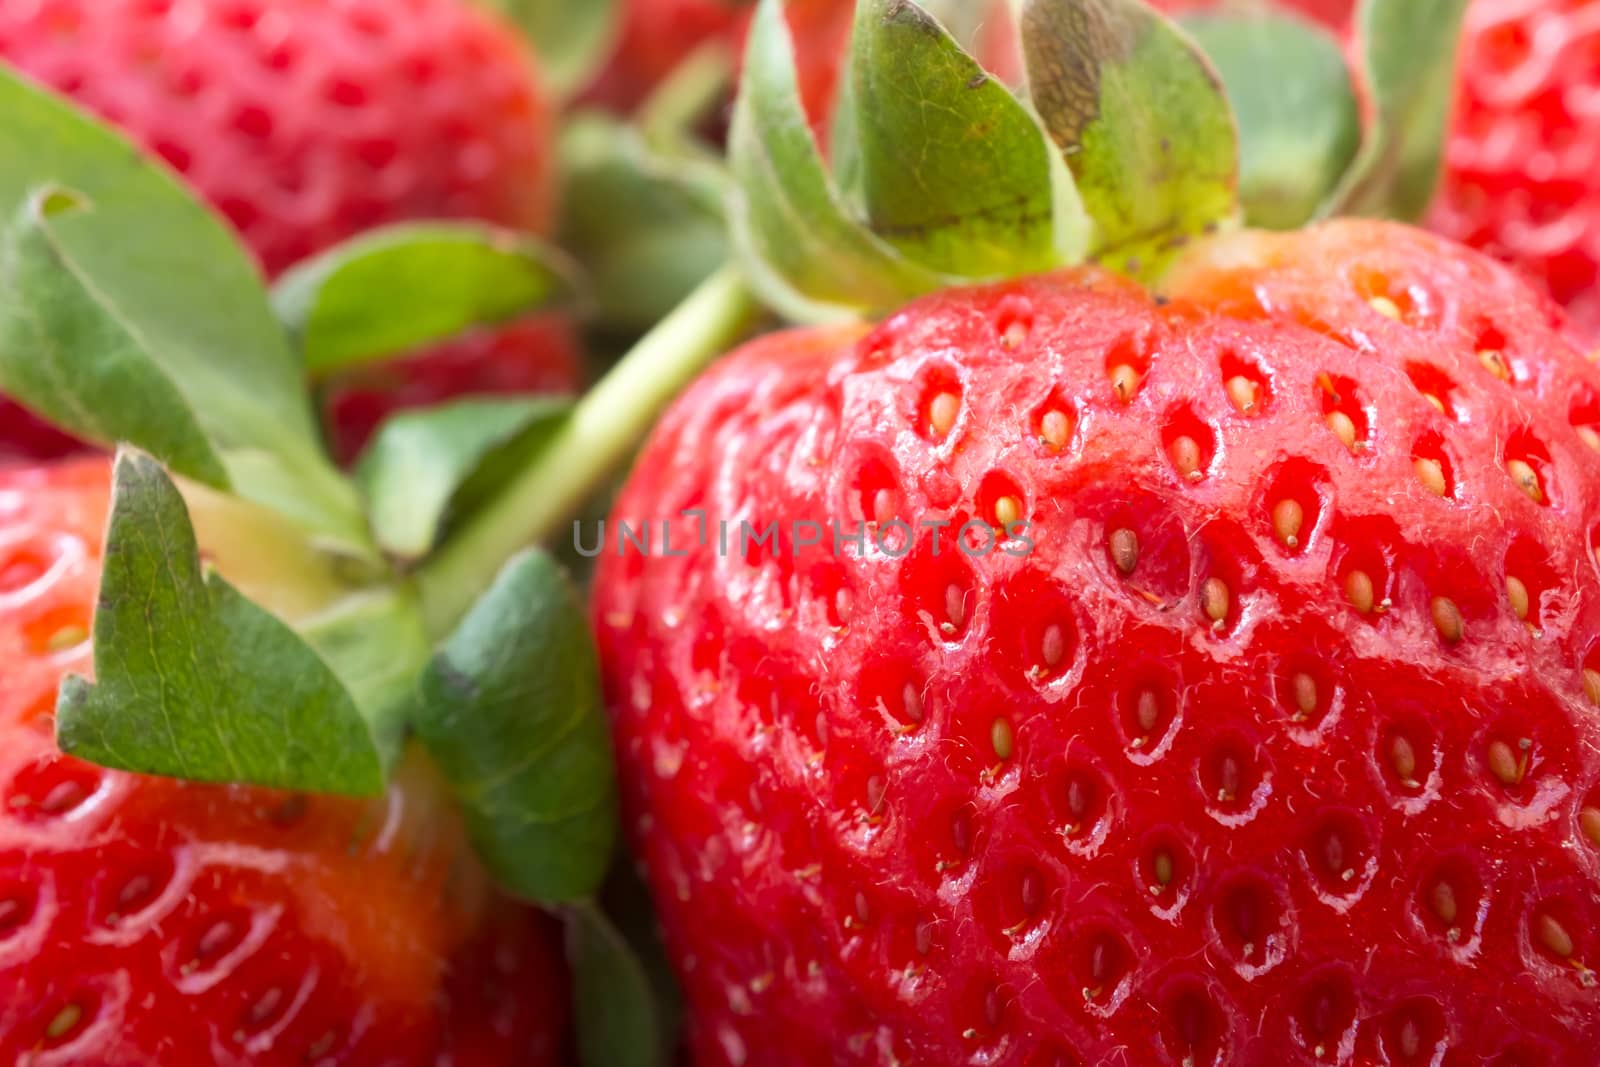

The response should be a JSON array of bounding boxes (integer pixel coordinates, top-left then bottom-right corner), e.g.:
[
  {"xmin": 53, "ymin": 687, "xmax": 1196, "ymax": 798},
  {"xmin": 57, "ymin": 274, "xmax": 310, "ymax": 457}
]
[
  {"xmin": 1578, "ymin": 426, "xmax": 1600, "ymax": 453},
  {"xmin": 1423, "ymin": 392, "xmax": 1446, "ymax": 415},
  {"xmin": 1040, "ymin": 409, "xmax": 1072, "ymax": 451},
  {"xmin": 1109, "ymin": 528, "xmax": 1139, "ymax": 576},
  {"xmin": 1429, "ymin": 880, "xmax": 1459, "ymax": 925},
  {"xmin": 45, "ymin": 624, "xmax": 87, "ymax": 653},
  {"xmin": 1345, "ymin": 570, "xmax": 1376, "ymax": 614},
  {"xmin": 1414, "ymin": 457, "xmax": 1447, "ymax": 496},
  {"xmin": 1536, "ymin": 913, "xmax": 1575, "ymax": 959},
  {"xmin": 46, "ymin": 1002, "xmax": 82, "ymax": 1040},
  {"xmin": 991, "ymin": 718, "xmax": 1014, "ymax": 761},
  {"xmin": 1431, "ymin": 597, "xmax": 1464, "ymax": 644},
  {"xmin": 1272, "ymin": 498, "xmax": 1305, "ymax": 549},
  {"xmin": 1506, "ymin": 576, "xmax": 1530, "ymax": 620},
  {"xmin": 1225, "ymin": 375, "xmax": 1259, "ymax": 414},
  {"xmin": 1398, "ymin": 1018, "xmax": 1423, "ymax": 1060},
  {"xmin": 1579, "ymin": 807, "xmax": 1600, "ymax": 848},
  {"xmin": 1326, "ymin": 410, "xmax": 1358, "ymax": 450},
  {"xmin": 1507, "ymin": 459, "xmax": 1543, "ymax": 503},
  {"xmin": 1390, "ymin": 735, "xmax": 1418, "ymax": 783},
  {"xmin": 1152, "ymin": 850, "xmax": 1174, "ymax": 887},
  {"xmin": 928, "ymin": 391, "xmax": 961, "ymax": 437},
  {"xmin": 944, "ymin": 584, "xmax": 966, "ymax": 629},
  {"xmin": 1292, "ymin": 672, "xmax": 1318, "ymax": 719},
  {"xmin": 1487, "ymin": 739, "xmax": 1523, "ymax": 786},
  {"xmin": 1002, "ymin": 319, "xmax": 1029, "ymax": 348},
  {"xmin": 1583, "ymin": 668, "xmax": 1600, "ymax": 708},
  {"xmin": 1040, "ymin": 623, "xmax": 1066, "ymax": 669},
  {"xmin": 1170, "ymin": 435, "xmax": 1203, "ymax": 480},
  {"xmin": 1479, "ymin": 348, "xmax": 1512, "ymax": 381},
  {"xmin": 1135, "ymin": 689, "xmax": 1161, "ymax": 733},
  {"xmin": 1109, "ymin": 363, "xmax": 1141, "ymax": 401},
  {"xmin": 901, "ymin": 683, "xmax": 924, "ymax": 724},
  {"xmin": 1369, "ymin": 295, "xmax": 1402, "ymax": 321},
  {"xmin": 872, "ymin": 488, "xmax": 895, "ymax": 526},
  {"xmin": 994, "ymin": 495, "xmax": 1023, "ymax": 530},
  {"xmin": 1201, "ymin": 577, "xmax": 1230, "ymax": 626}
]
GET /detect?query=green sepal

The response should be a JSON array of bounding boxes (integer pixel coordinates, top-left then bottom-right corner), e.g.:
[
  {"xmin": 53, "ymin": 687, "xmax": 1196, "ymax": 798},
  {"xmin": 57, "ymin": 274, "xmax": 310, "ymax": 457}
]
[
  {"xmin": 1020, "ymin": 0, "xmax": 1240, "ymax": 279},
  {"xmin": 479, "ymin": 0, "xmax": 620, "ymax": 97},
  {"xmin": 412, "ymin": 550, "xmax": 619, "ymax": 902},
  {"xmin": 728, "ymin": 0, "xmax": 942, "ymax": 321},
  {"xmin": 356, "ymin": 396, "xmax": 572, "ymax": 561},
  {"xmin": 274, "ymin": 222, "xmax": 581, "ymax": 376},
  {"xmin": 56, "ymin": 450, "xmax": 388, "ymax": 796},
  {"xmin": 0, "ymin": 70, "xmax": 369, "ymax": 556},
  {"xmin": 559, "ymin": 115, "xmax": 730, "ymax": 334},
  {"xmin": 1324, "ymin": 0, "xmax": 1470, "ymax": 220},
  {"xmin": 566, "ymin": 902, "xmax": 670, "ymax": 1067},
  {"xmin": 846, "ymin": 0, "xmax": 1070, "ymax": 276},
  {"xmin": 1181, "ymin": 11, "xmax": 1360, "ymax": 229}
]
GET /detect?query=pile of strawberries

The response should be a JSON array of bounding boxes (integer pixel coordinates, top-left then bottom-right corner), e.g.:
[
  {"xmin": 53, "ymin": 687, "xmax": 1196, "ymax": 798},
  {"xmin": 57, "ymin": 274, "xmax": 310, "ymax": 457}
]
[{"xmin": 0, "ymin": 1, "xmax": 1596, "ymax": 1065}]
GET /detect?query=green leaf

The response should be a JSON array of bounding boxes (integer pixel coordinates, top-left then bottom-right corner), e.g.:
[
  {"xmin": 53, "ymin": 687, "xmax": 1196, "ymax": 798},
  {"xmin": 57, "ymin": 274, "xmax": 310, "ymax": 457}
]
[
  {"xmin": 56, "ymin": 450, "xmax": 385, "ymax": 796},
  {"xmin": 566, "ymin": 903, "xmax": 669, "ymax": 1067},
  {"xmin": 485, "ymin": 0, "xmax": 620, "ymax": 96},
  {"xmin": 1182, "ymin": 12, "xmax": 1360, "ymax": 230},
  {"xmin": 1325, "ymin": 0, "xmax": 1469, "ymax": 220},
  {"xmin": 847, "ymin": 0, "xmax": 1069, "ymax": 276},
  {"xmin": 0, "ymin": 70, "xmax": 366, "ymax": 553},
  {"xmin": 357, "ymin": 397, "xmax": 572, "ymax": 561},
  {"xmin": 413, "ymin": 550, "xmax": 618, "ymax": 902},
  {"xmin": 728, "ymin": 0, "xmax": 943, "ymax": 321},
  {"xmin": 1020, "ymin": 0, "xmax": 1239, "ymax": 280},
  {"xmin": 274, "ymin": 222, "xmax": 581, "ymax": 376},
  {"xmin": 558, "ymin": 116, "xmax": 729, "ymax": 333}
]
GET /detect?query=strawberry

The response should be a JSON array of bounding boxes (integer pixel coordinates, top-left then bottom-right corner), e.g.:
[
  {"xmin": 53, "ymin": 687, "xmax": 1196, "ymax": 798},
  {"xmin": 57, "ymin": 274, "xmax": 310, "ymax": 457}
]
[
  {"xmin": 586, "ymin": 0, "xmax": 855, "ymax": 126},
  {"xmin": 1429, "ymin": 0, "xmax": 1600, "ymax": 340},
  {"xmin": 595, "ymin": 218, "xmax": 1600, "ymax": 1064},
  {"xmin": 0, "ymin": 0, "xmax": 574, "ymax": 461},
  {"xmin": 0, "ymin": 460, "xmax": 569, "ymax": 1065}
]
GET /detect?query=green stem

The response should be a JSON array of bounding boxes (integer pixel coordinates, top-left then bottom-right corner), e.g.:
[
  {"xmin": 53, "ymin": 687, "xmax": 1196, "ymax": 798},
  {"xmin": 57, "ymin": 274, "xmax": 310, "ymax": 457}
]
[{"xmin": 416, "ymin": 266, "xmax": 759, "ymax": 636}]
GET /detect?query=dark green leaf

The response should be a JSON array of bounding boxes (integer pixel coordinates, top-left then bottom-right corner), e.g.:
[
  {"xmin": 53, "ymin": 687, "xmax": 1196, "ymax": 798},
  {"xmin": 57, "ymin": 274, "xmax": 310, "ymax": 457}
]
[
  {"xmin": 413, "ymin": 550, "xmax": 618, "ymax": 902},
  {"xmin": 1182, "ymin": 11, "xmax": 1360, "ymax": 229},
  {"xmin": 486, "ymin": 0, "xmax": 620, "ymax": 96},
  {"xmin": 1325, "ymin": 0, "xmax": 1469, "ymax": 220},
  {"xmin": 559, "ymin": 116, "xmax": 729, "ymax": 333},
  {"xmin": 847, "ymin": 0, "xmax": 1065, "ymax": 276},
  {"xmin": 1021, "ymin": 0, "xmax": 1239, "ymax": 280},
  {"xmin": 274, "ymin": 223, "xmax": 581, "ymax": 375},
  {"xmin": 566, "ymin": 903, "xmax": 668, "ymax": 1067},
  {"xmin": 0, "ymin": 70, "xmax": 366, "ymax": 552},
  {"xmin": 56, "ymin": 450, "xmax": 385, "ymax": 796},
  {"xmin": 356, "ymin": 396, "xmax": 572, "ymax": 560},
  {"xmin": 729, "ymin": 0, "xmax": 942, "ymax": 320}
]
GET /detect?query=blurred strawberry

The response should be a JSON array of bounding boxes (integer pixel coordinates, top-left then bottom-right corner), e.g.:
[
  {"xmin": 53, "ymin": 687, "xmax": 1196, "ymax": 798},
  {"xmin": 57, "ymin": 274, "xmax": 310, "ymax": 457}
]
[{"xmin": 0, "ymin": 0, "xmax": 578, "ymax": 462}]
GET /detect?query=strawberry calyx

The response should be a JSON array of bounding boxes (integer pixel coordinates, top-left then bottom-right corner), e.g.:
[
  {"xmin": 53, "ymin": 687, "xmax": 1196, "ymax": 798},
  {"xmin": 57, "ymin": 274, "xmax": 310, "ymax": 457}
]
[{"xmin": 729, "ymin": 0, "xmax": 1470, "ymax": 319}]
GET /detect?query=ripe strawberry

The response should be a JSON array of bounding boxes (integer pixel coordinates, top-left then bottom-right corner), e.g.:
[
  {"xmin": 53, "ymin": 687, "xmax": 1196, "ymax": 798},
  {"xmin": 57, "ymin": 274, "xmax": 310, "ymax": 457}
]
[
  {"xmin": 0, "ymin": 0, "xmax": 574, "ymax": 461},
  {"xmin": 586, "ymin": 0, "xmax": 855, "ymax": 126},
  {"xmin": 0, "ymin": 460, "xmax": 569, "ymax": 1065},
  {"xmin": 1429, "ymin": 0, "xmax": 1600, "ymax": 339},
  {"xmin": 595, "ymin": 219, "xmax": 1600, "ymax": 1064}
]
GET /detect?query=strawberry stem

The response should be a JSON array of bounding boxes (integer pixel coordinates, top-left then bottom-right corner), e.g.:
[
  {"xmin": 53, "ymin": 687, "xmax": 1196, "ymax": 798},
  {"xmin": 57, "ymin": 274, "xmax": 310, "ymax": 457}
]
[{"xmin": 415, "ymin": 266, "xmax": 759, "ymax": 636}]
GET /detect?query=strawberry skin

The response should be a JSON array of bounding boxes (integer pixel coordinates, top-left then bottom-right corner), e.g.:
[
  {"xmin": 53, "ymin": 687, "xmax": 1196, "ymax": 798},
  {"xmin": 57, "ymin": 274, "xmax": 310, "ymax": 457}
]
[
  {"xmin": 595, "ymin": 219, "xmax": 1600, "ymax": 1064},
  {"xmin": 0, "ymin": 461, "xmax": 568, "ymax": 1066},
  {"xmin": 0, "ymin": 0, "xmax": 572, "ymax": 460},
  {"xmin": 1430, "ymin": 0, "xmax": 1600, "ymax": 340}
]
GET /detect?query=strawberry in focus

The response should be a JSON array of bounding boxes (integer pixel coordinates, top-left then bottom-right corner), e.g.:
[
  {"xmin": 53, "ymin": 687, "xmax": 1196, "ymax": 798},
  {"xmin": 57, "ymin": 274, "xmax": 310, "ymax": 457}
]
[
  {"xmin": 0, "ymin": 460, "xmax": 569, "ymax": 1065},
  {"xmin": 0, "ymin": 0, "xmax": 577, "ymax": 462},
  {"xmin": 595, "ymin": 219, "xmax": 1600, "ymax": 1064}
]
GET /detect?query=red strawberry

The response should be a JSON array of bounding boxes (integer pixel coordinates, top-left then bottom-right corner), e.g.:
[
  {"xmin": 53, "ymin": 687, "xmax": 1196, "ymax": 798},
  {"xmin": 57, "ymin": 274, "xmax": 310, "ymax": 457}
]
[
  {"xmin": 0, "ymin": 460, "xmax": 569, "ymax": 1065},
  {"xmin": 1429, "ymin": 0, "xmax": 1600, "ymax": 340},
  {"xmin": 595, "ymin": 219, "xmax": 1600, "ymax": 1064},
  {"xmin": 586, "ymin": 0, "xmax": 855, "ymax": 127},
  {"xmin": 0, "ymin": 0, "xmax": 575, "ymax": 461}
]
